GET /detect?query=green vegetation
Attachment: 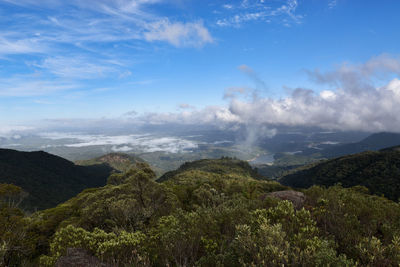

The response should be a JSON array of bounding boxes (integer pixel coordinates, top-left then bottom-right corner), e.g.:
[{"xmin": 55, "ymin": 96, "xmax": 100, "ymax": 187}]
[
  {"xmin": 75, "ymin": 152, "xmax": 145, "ymax": 173},
  {"xmin": 135, "ymin": 144, "xmax": 263, "ymax": 177},
  {"xmin": 0, "ymin": 149, "xmax": 113, "ymax": 210},
  {"xmin": 2, "ymin": 156, "xmax": 400, "ymax": 266},
  {"xmin": 254, "ymin": 152, "xmax": 323, "ymax": 180},
  {"xmin": 273, "ymin": 152, "xmax": 323, "ymax": 167},
  {"xmin": 280, "ymin": 149, "xmax": 400, "ymax": 200},
  {"xmin": 157, "ymin": 157, "xmax": 264, "ymax": 182}
]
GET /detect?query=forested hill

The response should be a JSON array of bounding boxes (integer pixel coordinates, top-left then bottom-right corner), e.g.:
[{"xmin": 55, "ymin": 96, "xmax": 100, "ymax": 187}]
[
  {"xmin": 5, "ymin": 158, "xmax": 400, "ymax": 266},
  {"xmin": 280, "ymin": 147, "xmax": 400, "ymax": 200},
  {"xmin": 75, "ymin": 152, "xmax": 145, "ymax": 172},
  {"xmin": 157, "ymin": 157, "xmax": 264, "ymax": 182},
  {"xmin": 0, "ymin": 148, "xmax": 113, "ymax": 210}
]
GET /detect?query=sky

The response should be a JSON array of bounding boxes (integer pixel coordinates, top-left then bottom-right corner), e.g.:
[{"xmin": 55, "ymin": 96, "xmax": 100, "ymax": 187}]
[{"xmin": 1, "ymin": 0, "xmax": 400, "ymax": 134}]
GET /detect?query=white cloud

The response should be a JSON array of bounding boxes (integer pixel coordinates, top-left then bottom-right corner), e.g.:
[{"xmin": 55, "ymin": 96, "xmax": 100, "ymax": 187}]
[
  {"xmin": 223, "ymin": 4, "xmax": 233, "ymax": 9},
  {"xmin": 12, "ymin": 55, "xmax": 400, "ymax": 134},
  {"xmin": 179, "ymin": 103, "xmax": 195, "ymax": 109},
  {"xmin": 40, "ymin": 132, "xmax": 199, "ymax": 153},
  {"xmin": 222, "ymin": 55, "xmax": 400, "ymax": 132},
  {"xmin": 111, "ymin": 145, "xmax": 133, "ymax": 152},
  {"xmin": 0, "ymin": 125, "xmax": 34, "ymax": 137},
  {"xmin": 144, "ymin": 19, "xmax": 213, "ymax": 47},
  {"xmin": 136, "ymin": 106, "xmax": 240, "ymax": 126},
  {"xmin": 319, "ymin": 90, "xmax": 336, "ymax": 100},
  {"xmin": 122, "ymin": 55, "xmax": 400, "ymax": 133},
  {"xmin": 328, "ymin": 0, "xmax": 337, "ymax": 9}
]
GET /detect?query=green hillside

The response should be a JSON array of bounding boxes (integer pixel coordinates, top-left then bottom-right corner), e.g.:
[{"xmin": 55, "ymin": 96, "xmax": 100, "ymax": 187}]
[
  {"xmin": 157, "ymin": 157, "xmax": 265, "ymax": 182},
  {"xmin": 280, "ymin": 148, "xmax": 400, "ymax": 200},
  {"xmin": 76, "ymin": 152, "xmax": 145, "ymax": 173},
  {"xmin": 0, "ymin": 149, "xmax": 113, "ymax": 210}
]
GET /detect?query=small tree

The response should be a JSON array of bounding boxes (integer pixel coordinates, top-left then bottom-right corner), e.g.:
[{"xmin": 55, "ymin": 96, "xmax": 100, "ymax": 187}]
[{"xmin": 0, "ymin": 184, "xmax": 29, "ymax": 266}]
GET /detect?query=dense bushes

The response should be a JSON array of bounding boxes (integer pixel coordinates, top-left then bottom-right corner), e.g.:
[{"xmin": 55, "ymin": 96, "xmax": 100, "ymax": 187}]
[
  {"xmin": 40, "ymin": 225, "xmax": 148, "ymax": 266},
  {"xmin": 2, "ymin": 159, "xmax": 400, "ymax": 266},
  {"xmin": 305, "ymin": 185, "xmax": 400, "ymax": 265}
]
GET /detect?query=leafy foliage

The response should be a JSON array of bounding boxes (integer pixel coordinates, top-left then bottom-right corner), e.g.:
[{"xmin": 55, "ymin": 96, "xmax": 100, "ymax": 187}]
[
  {"xmin": 39, "ymin": 225, "xmax": 149, "ymax": 266},
  {"xmin": 157, "ymin": 157, "xmax": 265, "ymax": 182},
  {"xmin": 0, "ymin": 184, "xmax": 32, "ymax": 266},
  {"xmin": 2, "ymin": 157, "xmax": 400, "ymax": 266}
]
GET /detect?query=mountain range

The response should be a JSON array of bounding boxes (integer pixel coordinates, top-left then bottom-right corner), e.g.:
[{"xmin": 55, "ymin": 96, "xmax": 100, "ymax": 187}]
[
  {"xmin": 3, "ymin": 131, "xmax": 400, "ymax": 210},
  {"xmin": 304, "ymin": 132, "xmax": 400, "ymax": 158}
]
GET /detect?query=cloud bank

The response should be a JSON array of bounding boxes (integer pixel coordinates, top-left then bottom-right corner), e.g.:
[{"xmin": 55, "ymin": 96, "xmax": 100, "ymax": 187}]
[
  {"xmin": 3, "ymin": 55, "xmax": 400, "ymax": 136},
  {"xmin": 132, "ymin": 54, "xmax": 400, "ymax": 133},
  {"xmin": 40, "ymin": 132, "xmax": 199, "ymax": 153}
]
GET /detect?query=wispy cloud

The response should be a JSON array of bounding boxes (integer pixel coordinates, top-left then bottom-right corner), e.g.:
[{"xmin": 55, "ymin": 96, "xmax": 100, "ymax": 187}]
[
  {"xmin": 238, "ymin": 65, "xmax": 267, "ymax": 91},
  {"xmin": 0, "ymin": 36, "xmax": 46, "ymax": 55},
  {"xmin": 0, "ymin": 75, "xmax": 78, "ymax": 97},
  {"xmin": 144, "ymin": 19, "xmax": 213, "ymax": 47},
  {"xmin": 0, "ymin": 0, "xmax": 214, "ymax": 100},
  {"xmin": 222, "ymin": 4, "xmax": 233, "ymax": 10},
  {"xmin": 32, "ymin": 56, "xmax": 124, "ymax": 79},
  {"xmin": 215, "ymin": 0, "xmax": 303, "ymax": 27},
  {"xmin": 0, "ymin": 0, "xmax": 213, "ymax": 51},
  {"xmin": 328, "ymin": 0, "xmax": 337, "ymax": 9}
]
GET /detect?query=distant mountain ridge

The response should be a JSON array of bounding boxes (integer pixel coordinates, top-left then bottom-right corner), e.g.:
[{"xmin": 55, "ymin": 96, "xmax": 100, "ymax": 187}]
[
  {"xmin": 280, "ymin": 147, "xmax": 400, "ymax": 200},
  {"xmin": 0, "ymin": 148, "xmax": 113, "ymax": 210},
  {"xmin": 311, "ymin": 132, "xmax": 400, "ymax": 158}
]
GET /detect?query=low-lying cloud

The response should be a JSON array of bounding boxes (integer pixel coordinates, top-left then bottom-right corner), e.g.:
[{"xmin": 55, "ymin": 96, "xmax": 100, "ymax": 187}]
[
  {"xmin": 40, "ymin": 132, "xmax": 199, "ymax": 153},
  {"xmin": 0, "ymin": 125, "xmax": 33, "ymax": 138}
]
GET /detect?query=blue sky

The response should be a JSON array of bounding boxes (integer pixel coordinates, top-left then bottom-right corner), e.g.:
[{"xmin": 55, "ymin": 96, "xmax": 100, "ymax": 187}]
[{"xmin": 1, "ymin": 0, "xmax": 400, "ymax": 133}]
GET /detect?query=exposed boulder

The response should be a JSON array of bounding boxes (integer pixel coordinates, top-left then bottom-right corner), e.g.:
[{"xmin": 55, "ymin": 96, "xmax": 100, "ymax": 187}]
[
  {"xmin": 267, "ymin": 190, "xmax": 306, "ymax": 209},
  {"xmin": 55, "ymin": 248, "xmax": 109, "ymax": 267}
]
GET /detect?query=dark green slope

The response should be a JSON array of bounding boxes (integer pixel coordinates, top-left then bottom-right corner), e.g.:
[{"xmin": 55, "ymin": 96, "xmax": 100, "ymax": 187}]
[
  {"xmin": 0, "ymin": 148, "xmax": 113, "ymax": 210},
  {"xmin": 157, "ymin": 157, "xmax": 265, "ymax": 182},
  {"xmin": 280, "ymin": 148, "xmax": 400, "ymax": 200}
]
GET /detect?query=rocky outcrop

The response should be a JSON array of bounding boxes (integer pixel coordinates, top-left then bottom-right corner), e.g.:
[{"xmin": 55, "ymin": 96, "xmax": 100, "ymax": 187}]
[
  {"xmin": 267, "ymin": 190, "xmax": 306, "ymax": 209},
  {"xmin": 55, "ymin": 248, "xmax": 110, "ymax": 267}
]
